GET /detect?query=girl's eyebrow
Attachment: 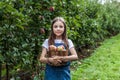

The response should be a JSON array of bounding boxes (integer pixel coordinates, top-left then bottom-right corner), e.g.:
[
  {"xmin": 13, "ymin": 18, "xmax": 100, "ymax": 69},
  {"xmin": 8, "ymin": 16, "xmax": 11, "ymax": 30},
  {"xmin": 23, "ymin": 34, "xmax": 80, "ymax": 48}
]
[
  {"xmin": 54, "ymin": 24, "xmax": 63, "ymax": 26},
  {"xmin": 54, "ymin": 25, "xmax": 64, "ymax": 27}
]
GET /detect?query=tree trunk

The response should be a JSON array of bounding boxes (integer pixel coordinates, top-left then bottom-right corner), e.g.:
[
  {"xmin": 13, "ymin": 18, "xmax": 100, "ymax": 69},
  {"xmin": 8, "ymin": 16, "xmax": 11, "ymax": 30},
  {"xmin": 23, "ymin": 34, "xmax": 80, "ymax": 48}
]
[
  {"xmin": 6, "ymin": 63, "xmax": 9, "ymax": 80},
  {"xmin": 0, "ymin": 62, "xmax": 1, "ymax": 80}
]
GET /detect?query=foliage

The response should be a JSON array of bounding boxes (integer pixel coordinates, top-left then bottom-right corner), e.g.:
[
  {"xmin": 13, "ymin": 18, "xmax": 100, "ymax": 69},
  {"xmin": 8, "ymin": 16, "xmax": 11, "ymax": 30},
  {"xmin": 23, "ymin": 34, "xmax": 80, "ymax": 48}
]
[
  {"xmin": 99, "ymin": 1, "xmax": 120, "ymax": 36},
  {"xmin": 0, "ymin": 1, "xmax": 33, "ymax": 79},
  {"xmin": 72, "ymin": 34, "xmax": 120, "ymax": 80},
  {"xmin": 0, "ymin": 0, "xmax": 120, "ymax": 79}
]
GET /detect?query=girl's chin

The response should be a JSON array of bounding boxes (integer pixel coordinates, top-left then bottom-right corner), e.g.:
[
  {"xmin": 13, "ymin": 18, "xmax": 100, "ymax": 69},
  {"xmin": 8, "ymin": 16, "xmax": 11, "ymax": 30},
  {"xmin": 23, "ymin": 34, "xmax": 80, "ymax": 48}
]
[
  {"xmin": 55, "ymin": 35, "xmax": 62, "ymax": 38},
  {"xmin": 55, "ymin": 34, "xmax": 62, "ymax": 37}
]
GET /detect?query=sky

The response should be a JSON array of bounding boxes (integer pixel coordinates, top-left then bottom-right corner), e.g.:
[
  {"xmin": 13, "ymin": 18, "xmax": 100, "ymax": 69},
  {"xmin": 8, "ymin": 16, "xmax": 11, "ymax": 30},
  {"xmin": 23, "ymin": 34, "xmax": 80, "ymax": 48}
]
[{"xmin": 99, "ymin": 0, "xmax": 120, "ymax": 4}]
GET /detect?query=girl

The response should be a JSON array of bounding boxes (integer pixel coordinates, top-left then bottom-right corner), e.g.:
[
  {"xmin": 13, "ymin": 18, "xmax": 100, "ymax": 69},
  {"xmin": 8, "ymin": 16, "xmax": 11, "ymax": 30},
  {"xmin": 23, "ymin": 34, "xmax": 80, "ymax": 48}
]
[{"xmin": 39, "ymin": 17, "xmax": 78, "ymax": 80}]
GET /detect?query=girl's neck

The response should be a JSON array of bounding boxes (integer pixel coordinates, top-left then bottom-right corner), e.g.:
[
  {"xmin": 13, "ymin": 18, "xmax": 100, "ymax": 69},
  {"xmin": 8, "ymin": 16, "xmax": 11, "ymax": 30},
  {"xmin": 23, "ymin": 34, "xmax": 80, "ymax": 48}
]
[{"xmin": 55, "ymin": 36, "xmax": 62, "ymax": 40}]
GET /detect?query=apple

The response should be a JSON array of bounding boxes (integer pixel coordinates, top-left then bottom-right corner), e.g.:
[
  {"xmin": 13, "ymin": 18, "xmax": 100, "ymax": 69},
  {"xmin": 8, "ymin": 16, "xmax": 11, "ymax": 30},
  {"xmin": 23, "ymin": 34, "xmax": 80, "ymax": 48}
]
[
  {"xmin": 49, "ymin": 6, "xmax": 55, "ymax": 12},
  {"xmin": 40, "ymin": 28, "xmax": 45, "ymax": 34},
  {"xmin": 49, "ymin": 45, "xmax": 56, "ymax": 51},
  {"xmin": 57, "ymin": 45, "xmax": 64, "ymax": 51}
]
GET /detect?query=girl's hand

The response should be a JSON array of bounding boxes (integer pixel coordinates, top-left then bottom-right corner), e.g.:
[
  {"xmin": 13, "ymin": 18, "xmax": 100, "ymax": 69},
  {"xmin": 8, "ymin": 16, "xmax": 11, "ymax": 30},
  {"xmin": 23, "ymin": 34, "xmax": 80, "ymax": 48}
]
[
  {"xmin": 59, "ymin": 56, "xmax": 68, "ymax": 62},
  {"xmin": 48, "ymin": 56, "xmax": 62, "ymax": 66}
]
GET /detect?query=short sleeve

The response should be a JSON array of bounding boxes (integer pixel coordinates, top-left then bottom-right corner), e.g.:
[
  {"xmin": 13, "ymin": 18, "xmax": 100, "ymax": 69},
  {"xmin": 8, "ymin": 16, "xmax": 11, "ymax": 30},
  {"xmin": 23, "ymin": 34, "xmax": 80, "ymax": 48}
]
[
  {"xmin": 42, "ymin": 39, "xmax": 49, "ymax": 49},
  {"xmin": 68, "ymin": 39, "xmax": 74, "ymax": 49}
]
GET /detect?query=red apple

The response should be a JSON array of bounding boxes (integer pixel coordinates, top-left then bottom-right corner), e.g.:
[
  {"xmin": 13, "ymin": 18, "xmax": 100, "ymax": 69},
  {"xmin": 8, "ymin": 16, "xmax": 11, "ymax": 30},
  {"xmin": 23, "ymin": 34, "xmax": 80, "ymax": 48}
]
[
  {"xmin": 49, "ymin": 6, "xmax": 55, "ymax": 12},
  {"xmin": 49, "ymin": 45, "xmax": 56, "ymax": 51},
  {"xmin": 40, "ymin": 28, "xmax": 45, "ymax": 34}
]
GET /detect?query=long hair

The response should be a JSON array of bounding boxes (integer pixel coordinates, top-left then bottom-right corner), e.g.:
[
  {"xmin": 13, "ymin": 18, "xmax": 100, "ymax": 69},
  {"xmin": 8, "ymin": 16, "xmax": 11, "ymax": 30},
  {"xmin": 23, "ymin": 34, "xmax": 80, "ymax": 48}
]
[{"xmin": 48, "ymin": 17, "xmax": 68, "ymax": 48}]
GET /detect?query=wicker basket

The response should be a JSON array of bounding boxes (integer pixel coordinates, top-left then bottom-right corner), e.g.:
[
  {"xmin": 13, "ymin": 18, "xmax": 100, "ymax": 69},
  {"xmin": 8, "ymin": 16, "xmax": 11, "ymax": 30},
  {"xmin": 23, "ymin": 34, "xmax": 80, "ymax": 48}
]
[
  {"xmin": 47, "ymin": 49, "xmax": 68, "ymax": 66},
  {"xmin": 48, "ymin": 50, "xmax": 68, "ymax": 57}
]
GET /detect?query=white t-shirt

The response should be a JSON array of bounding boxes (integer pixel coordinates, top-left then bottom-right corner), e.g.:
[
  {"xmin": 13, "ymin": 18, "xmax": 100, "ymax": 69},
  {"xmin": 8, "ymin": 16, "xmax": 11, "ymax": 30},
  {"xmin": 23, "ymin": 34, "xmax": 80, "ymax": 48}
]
[{"xmin": 42, "ymin": 39, "xmax": 74, "ymax": 50}]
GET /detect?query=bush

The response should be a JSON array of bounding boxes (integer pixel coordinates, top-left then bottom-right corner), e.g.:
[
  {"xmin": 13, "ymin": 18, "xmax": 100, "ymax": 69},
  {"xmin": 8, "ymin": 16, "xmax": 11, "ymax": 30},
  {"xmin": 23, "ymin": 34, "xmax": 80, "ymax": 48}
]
[{"xmin": 0, "ymin": 0, "xmax": 120, "ymax": 79}]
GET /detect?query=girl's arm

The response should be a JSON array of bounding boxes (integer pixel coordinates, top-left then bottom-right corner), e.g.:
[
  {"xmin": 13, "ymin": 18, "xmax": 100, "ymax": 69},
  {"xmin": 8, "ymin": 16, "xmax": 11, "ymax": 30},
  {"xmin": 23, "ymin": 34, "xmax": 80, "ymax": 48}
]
[
  {"xmin": 61, "ymin": 47, "xmax": 78, "ymax": 62},
  {"xmin": 39, "ymin": 47, "xmax": 48, "ymax": 63},
  {"xmin": 39, "ymin": 47, "xmax": 62, "ymax": 65}
]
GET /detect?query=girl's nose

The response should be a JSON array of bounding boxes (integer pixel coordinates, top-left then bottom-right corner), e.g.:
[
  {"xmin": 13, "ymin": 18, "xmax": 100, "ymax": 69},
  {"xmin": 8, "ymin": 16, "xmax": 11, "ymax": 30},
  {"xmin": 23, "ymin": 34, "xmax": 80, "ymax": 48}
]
[{"xmin": 56, "ymin": 26, "xmax": 60, "ymax": 29}]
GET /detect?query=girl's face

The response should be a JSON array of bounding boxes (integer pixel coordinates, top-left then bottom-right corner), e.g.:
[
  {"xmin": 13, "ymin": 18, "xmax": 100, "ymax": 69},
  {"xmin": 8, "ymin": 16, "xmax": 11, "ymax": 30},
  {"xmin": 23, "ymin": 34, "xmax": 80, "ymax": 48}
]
[{"xmin": 53, "ymin": 20, "xmax": 65, "ymax": 39}]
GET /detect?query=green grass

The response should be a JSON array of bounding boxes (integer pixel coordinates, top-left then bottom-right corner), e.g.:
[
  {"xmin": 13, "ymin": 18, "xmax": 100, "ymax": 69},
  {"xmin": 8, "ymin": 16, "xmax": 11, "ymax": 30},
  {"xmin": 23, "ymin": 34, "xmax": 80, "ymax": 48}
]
[{"xmin": 72, "ymin": 34, "xmax": 120, "ymax": 80}]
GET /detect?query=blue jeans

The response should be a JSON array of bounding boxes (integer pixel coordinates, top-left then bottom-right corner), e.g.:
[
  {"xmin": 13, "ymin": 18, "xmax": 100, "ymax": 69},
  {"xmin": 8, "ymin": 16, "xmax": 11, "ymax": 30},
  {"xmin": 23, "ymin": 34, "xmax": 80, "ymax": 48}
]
[{"xmin": 44, "ymin": 64, "xmax": 71, "ymax": 80}]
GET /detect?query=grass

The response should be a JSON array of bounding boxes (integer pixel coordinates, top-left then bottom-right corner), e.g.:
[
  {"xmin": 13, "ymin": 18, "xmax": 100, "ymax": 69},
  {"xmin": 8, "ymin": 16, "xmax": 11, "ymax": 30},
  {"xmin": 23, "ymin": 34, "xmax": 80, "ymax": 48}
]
[{"xmin": 71, "ymin": 34, "xmax": 120, "ymax": 80}]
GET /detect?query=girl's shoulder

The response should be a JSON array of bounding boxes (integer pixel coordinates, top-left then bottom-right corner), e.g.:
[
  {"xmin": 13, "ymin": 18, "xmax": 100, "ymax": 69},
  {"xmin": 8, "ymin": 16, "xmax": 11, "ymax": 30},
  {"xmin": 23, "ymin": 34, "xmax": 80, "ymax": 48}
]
[
  {"xmin": 67, "ymin": 39, "xmax": 74, "ymax": 49},
  {"xmin": 68, "ymin": 39, "xmax": 73, "ymax": 43},
  {"xmin": 43, "ymin": 39, "xmax": 49, "ymax": 42},
  {"xmin": 45, "ymin": 39, "xmax": 48, "ymax": 41},
  {"xmin": 68, "ymin": 39, "xmax": 72, "ymax": 41},
  {"xmin": 42, "ymin": 39, "xmax": 49, "ymax": 49}
]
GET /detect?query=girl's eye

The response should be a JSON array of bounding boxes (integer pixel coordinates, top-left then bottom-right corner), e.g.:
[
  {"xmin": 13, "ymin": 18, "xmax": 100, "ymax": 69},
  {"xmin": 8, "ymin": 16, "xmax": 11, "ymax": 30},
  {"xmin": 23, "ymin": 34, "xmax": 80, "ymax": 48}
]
[
  {"xmin": 60, "ymin": 25, "xmax": 63, "ymax": 28},
  {"xmin": 53, "ymin": 25, "xmax": 64, "ymax": 28},
  {"xmin": 54, "ymin": 25, "xmax": 57, "ymax": 28}
]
